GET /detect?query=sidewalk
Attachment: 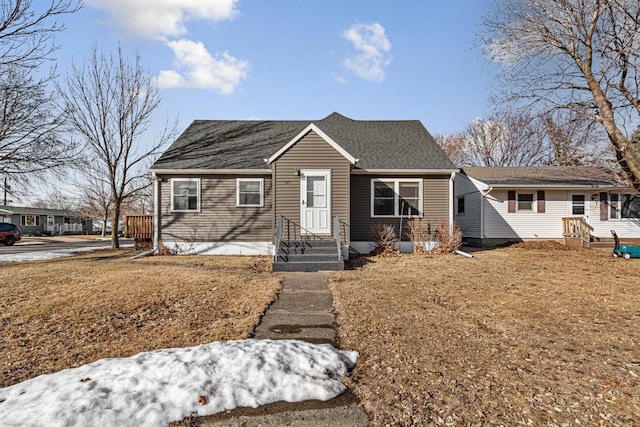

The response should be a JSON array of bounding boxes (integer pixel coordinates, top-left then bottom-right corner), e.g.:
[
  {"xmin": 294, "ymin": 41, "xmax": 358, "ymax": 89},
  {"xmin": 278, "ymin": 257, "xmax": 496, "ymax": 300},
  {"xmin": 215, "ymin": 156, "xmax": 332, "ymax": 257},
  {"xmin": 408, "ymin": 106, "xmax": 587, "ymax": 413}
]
[{"xmin": 195, "ymin": 272, "xmax": 369, "ymax": 426}]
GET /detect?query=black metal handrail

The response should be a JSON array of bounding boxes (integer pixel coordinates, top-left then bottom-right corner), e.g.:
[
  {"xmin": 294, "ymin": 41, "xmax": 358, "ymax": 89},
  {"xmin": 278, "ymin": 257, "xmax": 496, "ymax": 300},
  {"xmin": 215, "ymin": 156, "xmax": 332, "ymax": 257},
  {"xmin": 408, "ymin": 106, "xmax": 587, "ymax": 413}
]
[
  {"xmin": 276, "ymin": 214, "xmax": 331, "ymax": 242},
  {"xmin": 273, "ymin": 214, "xmax": 343, "ymax": 262}
]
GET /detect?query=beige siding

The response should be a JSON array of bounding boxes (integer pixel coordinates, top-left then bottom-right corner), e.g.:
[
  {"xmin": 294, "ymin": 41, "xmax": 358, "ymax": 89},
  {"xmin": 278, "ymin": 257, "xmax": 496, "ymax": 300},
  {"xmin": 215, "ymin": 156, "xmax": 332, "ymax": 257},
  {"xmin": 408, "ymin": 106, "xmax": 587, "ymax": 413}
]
[
  {"xmin": 273, "ymin": 130, "xmax": 351, "ymax": 240},
  {"xmin": 350, "ymin": 174, "xmax": 452, "ymax": 241},
  {"xmin": 159, "ymin": 175, "xmax": 273, "ymax": 242}
]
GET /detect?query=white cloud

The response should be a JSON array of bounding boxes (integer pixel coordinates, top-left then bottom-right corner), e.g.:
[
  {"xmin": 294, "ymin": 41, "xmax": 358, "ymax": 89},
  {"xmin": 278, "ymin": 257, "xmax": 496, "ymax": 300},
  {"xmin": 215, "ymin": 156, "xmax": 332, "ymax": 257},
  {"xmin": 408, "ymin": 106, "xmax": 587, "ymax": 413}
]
[
  {"xmin": 158, "ymin": 39, "xmax": 250, "ymax": 94},
  {"xmin": 86, "ymin": 0, "xmax": 239, "ymax": 39},
  {"xmin": 342, "ymin": 22, "xmax": 392, "ymax": 82}
]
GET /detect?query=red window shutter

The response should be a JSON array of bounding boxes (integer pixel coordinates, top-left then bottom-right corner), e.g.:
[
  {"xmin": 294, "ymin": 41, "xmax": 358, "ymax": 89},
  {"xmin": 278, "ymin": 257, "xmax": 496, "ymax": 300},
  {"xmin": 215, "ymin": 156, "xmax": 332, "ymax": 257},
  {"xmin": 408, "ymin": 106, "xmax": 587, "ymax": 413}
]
[
  {"xmin": 508, "ymin": 191, "xmax": 516, "ymax": 213},
  {"xmin": 600, "ymin": 192, "xmax": 608, "ymax": 221},
  {"xmin": 537, "ymin": 191, "xmax": 546, "ymax": 213}
]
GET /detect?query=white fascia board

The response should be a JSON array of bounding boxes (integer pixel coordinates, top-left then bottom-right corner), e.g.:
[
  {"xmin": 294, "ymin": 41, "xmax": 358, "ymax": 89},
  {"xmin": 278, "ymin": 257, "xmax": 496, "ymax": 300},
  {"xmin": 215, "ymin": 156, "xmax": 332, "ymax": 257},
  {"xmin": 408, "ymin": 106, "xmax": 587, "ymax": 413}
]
[
  {"xmin": 468, "ymin": 176, "xmax": 491, "ymax": 192},
  {"xmin": 352, "ymin": 168, "xmax": 459, "ymax": 175},
  {"xmin": 266, "ymin": 123, "xmax": 357, "ymax": 165},
  {"xmin": 488, "ymin": 184, "xmax": 628, "ymax": 190},
  {"xmin": 150, "ymin": 169, "xmax": 272, "ymax": 175}
]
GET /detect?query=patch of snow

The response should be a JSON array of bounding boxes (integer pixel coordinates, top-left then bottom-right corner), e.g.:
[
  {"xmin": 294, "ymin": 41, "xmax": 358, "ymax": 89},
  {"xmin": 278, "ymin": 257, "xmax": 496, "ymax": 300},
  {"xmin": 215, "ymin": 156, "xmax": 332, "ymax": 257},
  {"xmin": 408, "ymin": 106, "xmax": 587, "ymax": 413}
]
[
  {"xmin": 0, "ymin": 339, "xmax": 358, "ymax": 427},
  {"xmin": 0, "ymin": 245, "xmax": 133, "ymax": 262}
]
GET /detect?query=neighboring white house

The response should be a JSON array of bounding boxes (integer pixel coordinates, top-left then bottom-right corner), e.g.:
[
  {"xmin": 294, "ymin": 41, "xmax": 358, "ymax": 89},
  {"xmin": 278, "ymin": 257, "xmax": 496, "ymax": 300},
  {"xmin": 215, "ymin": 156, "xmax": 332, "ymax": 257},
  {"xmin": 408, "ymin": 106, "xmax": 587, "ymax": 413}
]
[{"xmin": 454, "ymin": 166, "xmax": 640, "ymax": 247}]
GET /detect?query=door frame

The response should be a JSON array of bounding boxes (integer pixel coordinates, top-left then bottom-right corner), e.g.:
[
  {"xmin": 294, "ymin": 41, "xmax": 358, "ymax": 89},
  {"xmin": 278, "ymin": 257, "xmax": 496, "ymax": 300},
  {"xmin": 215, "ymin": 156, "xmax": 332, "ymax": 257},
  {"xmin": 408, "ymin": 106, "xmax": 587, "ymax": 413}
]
[{"xmin": 300, "ymin": 169, "xmax": 331, "ymax": 234}]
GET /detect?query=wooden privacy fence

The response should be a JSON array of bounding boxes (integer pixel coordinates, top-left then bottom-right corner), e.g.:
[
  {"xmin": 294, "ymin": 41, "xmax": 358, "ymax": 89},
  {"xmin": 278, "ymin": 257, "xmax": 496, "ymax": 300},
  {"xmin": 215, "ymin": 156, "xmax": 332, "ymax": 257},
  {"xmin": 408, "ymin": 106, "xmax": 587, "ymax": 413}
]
[{"xmin": 124, "ymin": 215, "xmax": 153, "ymax": 239}]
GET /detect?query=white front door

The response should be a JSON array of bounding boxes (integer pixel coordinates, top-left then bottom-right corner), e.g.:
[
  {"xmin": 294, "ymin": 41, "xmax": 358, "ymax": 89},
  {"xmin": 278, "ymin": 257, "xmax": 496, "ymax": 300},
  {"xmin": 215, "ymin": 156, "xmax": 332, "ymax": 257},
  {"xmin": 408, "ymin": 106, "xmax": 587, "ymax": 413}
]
[
  {"xmin": 570, "ymin": 193, "xmax": 589, "ymax": 220},
  {"xmin": 300, "ymin": 169, "xmax": 331, "ymax": 234}
]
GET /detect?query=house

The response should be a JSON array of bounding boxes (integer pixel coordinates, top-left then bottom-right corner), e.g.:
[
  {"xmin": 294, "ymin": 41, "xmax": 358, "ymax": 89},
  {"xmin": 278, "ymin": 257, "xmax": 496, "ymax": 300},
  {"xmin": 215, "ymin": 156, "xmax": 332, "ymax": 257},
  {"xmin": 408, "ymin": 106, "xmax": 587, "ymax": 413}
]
[
  {"xmin": 0, "ymin": 206, "xmax": 87, "ymax": 236},
  {"xmin": 454, "ymin": 166, "xmax": 640, "ymax": 247},
  {"xmin": 149, "ymin": 112, "xmax": 457, "ymax": 270}
]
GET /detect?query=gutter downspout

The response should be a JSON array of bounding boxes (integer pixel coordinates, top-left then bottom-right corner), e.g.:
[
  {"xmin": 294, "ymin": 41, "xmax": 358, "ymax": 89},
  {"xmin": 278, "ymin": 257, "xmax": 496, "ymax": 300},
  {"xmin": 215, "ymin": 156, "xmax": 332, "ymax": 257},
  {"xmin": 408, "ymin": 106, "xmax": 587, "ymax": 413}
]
[
  {"xmin": 152, "ymin": 172, "xmax": 161, "ymax": 252},
  {"xmin": 449, "ymin": 172, "xmax": 456, "ymax": 236}
]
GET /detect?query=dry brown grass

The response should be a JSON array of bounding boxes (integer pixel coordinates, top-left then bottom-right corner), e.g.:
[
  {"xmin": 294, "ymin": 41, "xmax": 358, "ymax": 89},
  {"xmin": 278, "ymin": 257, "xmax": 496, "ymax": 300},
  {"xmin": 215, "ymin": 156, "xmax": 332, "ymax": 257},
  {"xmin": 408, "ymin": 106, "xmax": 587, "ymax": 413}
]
[
  {"xmin": 0, "ymin": 250, "xmax": 279, "ymax": 388},
  {"xmin": 330, "ymin": 248, "xmax": 640, "ymax": 426}
]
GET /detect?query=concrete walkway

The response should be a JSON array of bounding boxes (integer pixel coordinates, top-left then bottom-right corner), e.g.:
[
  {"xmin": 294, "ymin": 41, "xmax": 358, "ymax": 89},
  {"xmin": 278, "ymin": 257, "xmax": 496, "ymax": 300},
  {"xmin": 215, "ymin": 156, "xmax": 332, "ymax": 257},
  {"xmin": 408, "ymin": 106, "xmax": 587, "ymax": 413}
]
[{"xmin": 196, "ymin": 272, "xmax": 369, "ymax": 426}]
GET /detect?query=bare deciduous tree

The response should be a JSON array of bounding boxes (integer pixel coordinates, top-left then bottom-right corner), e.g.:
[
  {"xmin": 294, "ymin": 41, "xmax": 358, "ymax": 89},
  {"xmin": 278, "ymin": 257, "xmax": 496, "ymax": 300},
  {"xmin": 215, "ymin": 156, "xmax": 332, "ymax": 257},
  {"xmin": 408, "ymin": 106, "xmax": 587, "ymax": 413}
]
[
  {"xmin": 59, "ymin": 47, "xmax": 176, "ymax": 248},
  {"xmin": 0, "ymin": 0, "xmax": 81, "ymax": 180},
  {"xmin": 483, "ymin": 0, "xmax": 640, "ymax": 188},
  {"xmin": 0, "ymin": 67, "xmax": 75, "ymax": 177},
  {"xmin": 32, "ymin": 191, "xmax": 78, "ymax": 211},
  {"xmin": 434, "ymin": 133, "xmax": 468, "ymax": 166},
  {"xmin": 0, "ymin": 0, "xmax": 82, "ymax": 69},
  {"xmin": 541, "ymin": 110, "xmax": 608, "ymax": 166},
  {"xmin": 74, "ymin": 164, "xmax": 113, "ymax": 237},
  {"xmin": 457, "ymin": 112, "xmax": 547, "ymax": 166}
]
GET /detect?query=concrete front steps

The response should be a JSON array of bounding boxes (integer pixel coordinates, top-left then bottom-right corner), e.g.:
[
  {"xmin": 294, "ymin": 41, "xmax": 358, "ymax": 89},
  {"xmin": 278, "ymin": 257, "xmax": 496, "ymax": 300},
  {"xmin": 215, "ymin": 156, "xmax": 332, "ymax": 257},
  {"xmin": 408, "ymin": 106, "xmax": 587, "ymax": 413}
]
[{"xmin": 272, "ymin": 240, "xmax": 344, "ymax": 272}]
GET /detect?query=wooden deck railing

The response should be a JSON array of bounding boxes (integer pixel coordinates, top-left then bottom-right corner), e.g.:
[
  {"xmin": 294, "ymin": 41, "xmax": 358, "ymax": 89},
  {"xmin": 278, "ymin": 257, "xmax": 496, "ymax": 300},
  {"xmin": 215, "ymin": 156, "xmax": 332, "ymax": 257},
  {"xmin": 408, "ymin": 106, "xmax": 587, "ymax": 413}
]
[
  {"xmin": 562, "ymin": 217, "xmax": 593, "ymax": 247},
  {"xmin": 124, "ymin": 215, "xmax": 153, "ymax": 239}
]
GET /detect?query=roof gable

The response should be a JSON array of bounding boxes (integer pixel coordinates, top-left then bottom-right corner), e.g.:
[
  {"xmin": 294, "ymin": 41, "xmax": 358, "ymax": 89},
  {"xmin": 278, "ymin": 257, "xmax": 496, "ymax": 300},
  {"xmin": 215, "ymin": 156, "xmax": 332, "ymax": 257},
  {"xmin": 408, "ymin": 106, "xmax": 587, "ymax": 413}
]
[
  {"xmin": 151, "ymin": 113, "xmax": 456, "ymax": 172},
  {"xmin": 266, "ymin": 123, "xmax": 357, "ymax": 165}
]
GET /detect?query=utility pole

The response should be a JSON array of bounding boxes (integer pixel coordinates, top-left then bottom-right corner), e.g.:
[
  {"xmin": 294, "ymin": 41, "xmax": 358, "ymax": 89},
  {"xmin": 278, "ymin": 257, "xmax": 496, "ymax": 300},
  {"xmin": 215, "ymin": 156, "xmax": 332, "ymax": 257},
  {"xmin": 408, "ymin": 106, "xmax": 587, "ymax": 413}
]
[{"xmin": 3, "ymin": 176, "xmax": 11, "ymax": 206}]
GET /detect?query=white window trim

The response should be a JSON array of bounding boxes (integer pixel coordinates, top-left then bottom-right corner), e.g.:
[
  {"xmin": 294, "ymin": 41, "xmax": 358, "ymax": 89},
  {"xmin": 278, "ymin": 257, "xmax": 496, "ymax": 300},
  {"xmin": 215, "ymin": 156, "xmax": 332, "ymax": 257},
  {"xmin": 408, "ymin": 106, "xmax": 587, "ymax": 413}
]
[
  {"xmin": 516, "ymin": 191, "xmax": 535, "ymax": 212},
  {"xmin": 21, "ymin": 214, "xmax": 40, "ymax": 226},
  {"xmin": 236, "ymin": 178, "xmax": 264, "ymax": 207},
  {"xmin": 568, "ymin": 192, "xmax": 587, "ymax": 217},
  {"xmin": 170, "ymin": 178, "xmax": 201, "ymax": 212},
  {"xmin": 370, "ymin": 178, "xmax": 423, "ymax": 218}
]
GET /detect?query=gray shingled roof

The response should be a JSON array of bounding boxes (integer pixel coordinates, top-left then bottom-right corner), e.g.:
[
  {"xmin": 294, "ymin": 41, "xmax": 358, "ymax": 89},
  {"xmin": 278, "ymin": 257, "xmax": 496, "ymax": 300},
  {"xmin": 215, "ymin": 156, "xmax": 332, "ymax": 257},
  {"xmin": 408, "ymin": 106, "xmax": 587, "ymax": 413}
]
[
  {"xmin": 0, "ymin": 206, "xmax": 83, "ymax": 217},
  {"xmin": 151, "ymin": 112, "xmax": 456, "ymax": 171},
  {"xmin": 462, "ymin": 166, "xmax": 628, "ymax": 188}
]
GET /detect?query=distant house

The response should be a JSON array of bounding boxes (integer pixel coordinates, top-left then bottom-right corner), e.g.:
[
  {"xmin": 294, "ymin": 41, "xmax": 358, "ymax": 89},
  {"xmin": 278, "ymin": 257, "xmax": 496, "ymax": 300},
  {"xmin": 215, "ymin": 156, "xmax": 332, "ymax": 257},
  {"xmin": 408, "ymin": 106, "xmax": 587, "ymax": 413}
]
[
  {"xmin": 0, "ymin": 206, "xmax": 87, "ymax": 236},
  {"xmin": 150, "ymin": 112, "xmax": 457, "ymax": 270},
  {"xmin": 454, "ymin": 166, "xmax": 640, "ymax": 247}
]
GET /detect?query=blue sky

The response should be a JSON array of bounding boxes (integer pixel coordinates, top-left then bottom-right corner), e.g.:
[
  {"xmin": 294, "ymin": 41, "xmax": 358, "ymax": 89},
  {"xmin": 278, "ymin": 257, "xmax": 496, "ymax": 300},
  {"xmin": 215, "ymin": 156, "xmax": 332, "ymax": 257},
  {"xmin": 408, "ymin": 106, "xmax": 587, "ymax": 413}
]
[{"xmin": 54, "ymin": 0, "xmax": 497, "ymax": 137}]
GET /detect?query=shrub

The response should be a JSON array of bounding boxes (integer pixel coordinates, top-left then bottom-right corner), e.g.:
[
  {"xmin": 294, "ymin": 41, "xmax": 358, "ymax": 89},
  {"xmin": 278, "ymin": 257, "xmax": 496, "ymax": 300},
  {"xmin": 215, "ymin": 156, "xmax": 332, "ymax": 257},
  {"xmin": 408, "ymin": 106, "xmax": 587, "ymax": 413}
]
[
  {"xmin": 405, "ymin": 218, "xmax": 432, "ymax": 253},
  {"xmin": 430, "ymin": 219, "xmax": 462, "ymax": 254},
  {"xmin": 370, "ymin": 224, "xmax": 400, "ymax": 256}
]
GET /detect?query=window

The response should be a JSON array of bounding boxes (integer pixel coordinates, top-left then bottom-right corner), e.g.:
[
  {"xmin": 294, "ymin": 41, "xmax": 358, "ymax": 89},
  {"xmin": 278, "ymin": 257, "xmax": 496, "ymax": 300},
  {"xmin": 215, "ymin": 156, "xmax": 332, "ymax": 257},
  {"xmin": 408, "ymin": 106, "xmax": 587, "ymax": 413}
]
[
  {"xmin": 571, "ymin": 194, "xmax": 586, "ymax": 215},
  {"xmin": 517, "ymin": 193, "xmax": 534, "ymax": 211},
  {"xmin": 610, "ymin": 193, "xmax": 640, "ymax": 219},
  {"xmin": 237, "ymin": 178, "xmax": 264, "ymax": 207},
  {"xmin": 610, "ymin": 193, "xmax": 619, "ymax": 219},
  {"xmin": 171, "ymin": 179, "xmax": 200, "ymax": 212},
  {"xmin": 21, "ymin": 215, "xmax": 40, "ymax": 226},
  {"xmin": 457, "ymin": 196, "xmax": 465, "ymax": 214},
  {"xmin": 371, "ymin": 179, "xmax": 422, "ymax": 217},
  {"xmin": 305, "ymin": 176, "xmax": 326, "ymax": 208}
]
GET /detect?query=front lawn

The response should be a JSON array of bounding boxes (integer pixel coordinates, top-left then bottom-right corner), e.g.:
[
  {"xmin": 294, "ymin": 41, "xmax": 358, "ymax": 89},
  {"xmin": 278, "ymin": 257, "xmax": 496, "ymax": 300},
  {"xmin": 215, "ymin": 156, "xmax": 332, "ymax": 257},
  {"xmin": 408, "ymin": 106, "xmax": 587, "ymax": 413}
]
[
  {"xmin": 0, "ymin": 251, "xmax": 279, "ymax": 388},
  {"xmin": 330, "ymin": 247, "xmax": 640, "ymax": 426}
]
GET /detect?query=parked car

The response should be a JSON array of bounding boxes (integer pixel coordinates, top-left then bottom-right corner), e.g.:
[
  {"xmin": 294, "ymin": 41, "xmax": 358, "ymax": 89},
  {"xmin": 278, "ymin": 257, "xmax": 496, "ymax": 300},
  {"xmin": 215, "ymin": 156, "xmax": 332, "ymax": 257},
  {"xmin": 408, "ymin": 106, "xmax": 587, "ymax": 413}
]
[{"xmin": 0, "ymin": 222, "xmax": 21, "ymax": 246}]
